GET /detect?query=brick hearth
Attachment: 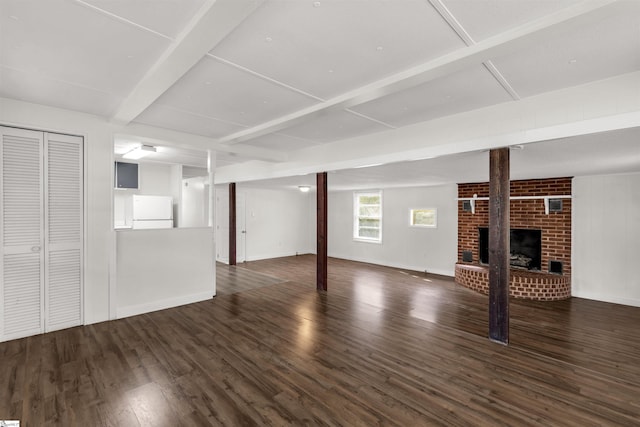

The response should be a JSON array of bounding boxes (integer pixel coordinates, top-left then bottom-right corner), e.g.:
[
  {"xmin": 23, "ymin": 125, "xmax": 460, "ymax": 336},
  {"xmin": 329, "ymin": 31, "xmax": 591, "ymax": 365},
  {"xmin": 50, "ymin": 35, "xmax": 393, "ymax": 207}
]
[{"xmin": 455, "ymin": 264, "xmax": 571, "ymax": 301}]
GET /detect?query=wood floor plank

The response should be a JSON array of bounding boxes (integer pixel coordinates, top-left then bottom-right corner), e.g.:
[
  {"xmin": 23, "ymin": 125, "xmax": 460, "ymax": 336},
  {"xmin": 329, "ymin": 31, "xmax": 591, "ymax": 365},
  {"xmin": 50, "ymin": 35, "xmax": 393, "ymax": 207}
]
[{"xmin": 2, "ymin": 255, "xmax": 640, "ymax": 425}]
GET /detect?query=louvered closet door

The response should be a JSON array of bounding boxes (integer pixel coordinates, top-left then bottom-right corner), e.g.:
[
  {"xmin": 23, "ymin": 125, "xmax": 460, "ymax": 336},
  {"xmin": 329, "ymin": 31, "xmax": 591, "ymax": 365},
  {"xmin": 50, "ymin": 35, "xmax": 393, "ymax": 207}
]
[
  {"xmin": 44, "ymin": 132, "xmax": 83, "ymax": 332},
  {"xmin": 1, "ymin": 127, "xmax": 45, "ymax": 340}
]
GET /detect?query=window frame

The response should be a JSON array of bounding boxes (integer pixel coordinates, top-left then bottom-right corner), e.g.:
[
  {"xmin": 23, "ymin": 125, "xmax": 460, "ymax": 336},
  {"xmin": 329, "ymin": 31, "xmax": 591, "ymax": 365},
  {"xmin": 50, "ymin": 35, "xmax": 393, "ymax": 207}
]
[
  {"xmin": 353, "ymin": 190, "xmax": 383, "ymax": 243},
  {"xmin": 409, "ymin": 207, "xmax": 437, "ymax": 228}
]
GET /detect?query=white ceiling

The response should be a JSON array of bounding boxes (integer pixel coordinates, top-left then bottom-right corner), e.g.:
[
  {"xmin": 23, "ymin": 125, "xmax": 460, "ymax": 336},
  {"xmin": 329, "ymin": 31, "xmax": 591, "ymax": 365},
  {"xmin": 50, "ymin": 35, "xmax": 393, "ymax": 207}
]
[{"xmin": 1, "ymin": 0, "xmax": 639, "ymax": 184}]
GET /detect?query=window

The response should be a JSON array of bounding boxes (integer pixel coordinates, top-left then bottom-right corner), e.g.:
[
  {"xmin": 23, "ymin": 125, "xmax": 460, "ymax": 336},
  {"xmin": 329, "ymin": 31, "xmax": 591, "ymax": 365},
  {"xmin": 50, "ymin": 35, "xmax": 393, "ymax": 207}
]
[
  {"xmin": 354, "ymin": 191, "xmax": 382, "ymax": 242},
  {"xmin": 410, "ymin": 208, "xmax": 437, "ymax": 228}
]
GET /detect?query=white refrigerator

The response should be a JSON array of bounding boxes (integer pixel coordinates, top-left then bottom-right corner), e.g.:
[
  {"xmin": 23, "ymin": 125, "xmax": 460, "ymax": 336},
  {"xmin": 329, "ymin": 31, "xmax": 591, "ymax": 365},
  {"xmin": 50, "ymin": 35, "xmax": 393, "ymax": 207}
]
[{"xmin": 131, "ymin": 195, "xmax": 174, "ymax": 229}]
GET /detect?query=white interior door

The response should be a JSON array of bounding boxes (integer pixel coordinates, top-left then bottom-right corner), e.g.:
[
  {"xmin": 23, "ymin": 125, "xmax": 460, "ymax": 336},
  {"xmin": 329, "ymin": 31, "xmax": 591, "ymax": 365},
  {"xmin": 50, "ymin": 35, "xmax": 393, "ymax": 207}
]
[
  {"xmin": 1, "ymin": 127, "xmax": 83, "ymax": 341},
  {"xmin": 215, "ymin": 188, "xmax": 229, "ymax": 262},
  {"xmin": 44, "ymin": 132, "xmax": 83, "ymax": 332},
  {"xmin": 236, "ymin": 193, "xmax": 246, "ymax": 263},
  {"xmin": 1, "ymin": 127, "xmax": 45, "ymax": 340}
]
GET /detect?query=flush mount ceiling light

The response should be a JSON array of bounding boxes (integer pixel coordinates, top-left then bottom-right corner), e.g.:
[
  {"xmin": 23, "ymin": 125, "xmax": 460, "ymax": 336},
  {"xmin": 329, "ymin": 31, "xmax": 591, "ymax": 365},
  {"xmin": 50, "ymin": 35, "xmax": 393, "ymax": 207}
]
[
  {"xmin": 122, "ymin": 144, "xmax": 156, "ymax": 160},
  {"xmin": 298, "ymin": 186, "xmax": 311, "ymax": 193}
]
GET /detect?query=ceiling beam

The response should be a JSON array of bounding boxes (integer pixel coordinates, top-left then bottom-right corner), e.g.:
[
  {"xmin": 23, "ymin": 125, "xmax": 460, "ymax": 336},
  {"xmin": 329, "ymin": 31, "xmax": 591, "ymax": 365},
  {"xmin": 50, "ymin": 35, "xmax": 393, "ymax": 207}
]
[
  {"xmin": 111, "ymin": 0, "xmax": 265, "ymax": 125},
  {"xmin": 219, "ymin": 0, "xmax": 618, "ymax": 145}
]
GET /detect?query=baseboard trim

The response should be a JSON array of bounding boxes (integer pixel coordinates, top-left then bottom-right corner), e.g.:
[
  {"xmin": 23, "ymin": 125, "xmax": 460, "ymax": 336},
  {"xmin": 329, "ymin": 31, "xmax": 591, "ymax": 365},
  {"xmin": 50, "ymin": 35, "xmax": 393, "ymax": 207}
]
[
  {"xmin": 328, "ymin": 253, "xmax": 455, "ymax": 278},
  {"xmin": 246, "ymin": 251, "xmax": 300, "ymax": 262},
  {"xmin": 117, "ymin": 291, "xmax": 213, "ymax": 319},
  {"xmin": 571, "ymin": 290, "xmax": 640, "ymax": 308}
]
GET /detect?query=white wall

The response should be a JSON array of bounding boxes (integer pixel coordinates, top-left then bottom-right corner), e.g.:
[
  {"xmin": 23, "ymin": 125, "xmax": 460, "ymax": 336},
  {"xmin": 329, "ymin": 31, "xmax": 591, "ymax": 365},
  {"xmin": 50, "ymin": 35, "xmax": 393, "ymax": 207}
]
[
  {"xmin": 215, "ymin": 185, "xmax": 314, "ymax": 263},
  {"xmin": 573, "ymin": 172, "xmax": 640, "ymax": 307},
  {"xmin": 181, "ymin": 176, "xmax": 209, "ymax": 228},
  {"xmin": 244, "ymin": 187, "xmax": 314, "ymax": 260},
  {"xmin": 116, "ymin": 228, "xmax": 215, "ymax": 318},
  {"xmin": 328, "ymin": 184, "xmax": 458, "ymax": 276}
]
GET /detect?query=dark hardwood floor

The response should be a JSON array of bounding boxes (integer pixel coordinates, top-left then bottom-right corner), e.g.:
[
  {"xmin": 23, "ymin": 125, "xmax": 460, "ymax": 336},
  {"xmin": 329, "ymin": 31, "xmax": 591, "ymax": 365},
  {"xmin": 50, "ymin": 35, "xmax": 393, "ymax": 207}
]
[{"xmin": 1, "ymin": 255, "xmax": 640, "ymax": 425}]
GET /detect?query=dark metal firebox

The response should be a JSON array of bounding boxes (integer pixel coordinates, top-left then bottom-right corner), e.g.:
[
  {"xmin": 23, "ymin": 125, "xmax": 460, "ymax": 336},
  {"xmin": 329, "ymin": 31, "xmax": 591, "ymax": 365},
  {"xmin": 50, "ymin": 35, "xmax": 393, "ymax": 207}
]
[{"xmin": 478, "ymin": 227, "xmax": 542, "ymax": 271}]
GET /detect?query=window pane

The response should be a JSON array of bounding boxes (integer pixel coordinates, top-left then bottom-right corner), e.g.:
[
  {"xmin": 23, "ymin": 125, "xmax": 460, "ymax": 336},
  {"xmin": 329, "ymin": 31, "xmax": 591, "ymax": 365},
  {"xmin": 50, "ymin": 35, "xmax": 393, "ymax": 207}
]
[
  {"xmin": 358, "ymin": 195, "xmax": 380, "ymax": 205},
  {"xmin": 358, "ymin": 227, "xmax": 380, "ymax": 238},
  {"xmin": 359, "ymin": 205, "xmax": 380, "ymax": 217},
  {"xmin": 354, "ymin": 191, "xmax": 382, "ymax": 242},
  {"xmin": 359, "ymin": 218, "xmax": 380, "ymax": 228},
  {"xmin": 411, "ymin": 208, "xmax": 436, "ymax": 227}
]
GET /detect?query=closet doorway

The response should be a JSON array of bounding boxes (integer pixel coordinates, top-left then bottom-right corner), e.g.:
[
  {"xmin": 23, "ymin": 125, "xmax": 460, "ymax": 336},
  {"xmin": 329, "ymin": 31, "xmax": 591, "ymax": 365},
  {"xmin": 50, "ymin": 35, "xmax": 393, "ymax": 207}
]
[{"xmin": 0, "ymin": 126, "xmax": 84, "ymax": 342}]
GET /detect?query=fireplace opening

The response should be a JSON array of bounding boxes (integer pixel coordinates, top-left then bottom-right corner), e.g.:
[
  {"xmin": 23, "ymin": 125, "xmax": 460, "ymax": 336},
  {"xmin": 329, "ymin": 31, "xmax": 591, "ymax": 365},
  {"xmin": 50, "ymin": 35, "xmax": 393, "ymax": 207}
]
[{"xmin": 478, "ymin": 228, "xmax": 542, "ymax": 271}]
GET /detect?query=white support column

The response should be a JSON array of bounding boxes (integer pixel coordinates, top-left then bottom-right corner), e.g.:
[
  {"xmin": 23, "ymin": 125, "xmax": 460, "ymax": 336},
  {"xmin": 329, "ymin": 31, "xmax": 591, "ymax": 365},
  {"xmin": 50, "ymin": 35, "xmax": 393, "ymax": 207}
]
[{"xmin": 208, "ymin": 149, "xmax": 217, "ymax": 296}]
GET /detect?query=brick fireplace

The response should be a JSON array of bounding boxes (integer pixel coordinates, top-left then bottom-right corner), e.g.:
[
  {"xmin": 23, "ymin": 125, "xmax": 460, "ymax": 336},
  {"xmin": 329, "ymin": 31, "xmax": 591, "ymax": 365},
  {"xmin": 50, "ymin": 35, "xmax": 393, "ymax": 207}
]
[{"xmin": 455, "ymin": 177, "xmax": 572, "ymax": 301}]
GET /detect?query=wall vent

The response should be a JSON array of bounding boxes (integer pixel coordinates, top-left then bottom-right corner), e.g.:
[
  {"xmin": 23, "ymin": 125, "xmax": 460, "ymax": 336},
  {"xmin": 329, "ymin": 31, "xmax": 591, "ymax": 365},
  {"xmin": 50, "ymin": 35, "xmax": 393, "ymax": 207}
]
[
  {"xmin": 462, "ymin": 251, "xmax": 473, "ymax": 263},
  {"xmin": 549, "ymin": 199, "xmax": 563, "ymax": 212}
]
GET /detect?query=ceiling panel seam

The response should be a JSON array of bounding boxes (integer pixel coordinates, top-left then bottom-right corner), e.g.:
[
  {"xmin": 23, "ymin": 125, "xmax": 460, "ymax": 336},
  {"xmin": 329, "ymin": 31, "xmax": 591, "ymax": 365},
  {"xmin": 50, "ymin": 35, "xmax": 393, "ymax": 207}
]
[
  {"xmin": 427, "ymin": 0, "xmax": 475, "ymax": 45},
  {"xmin": 1, "ymin": 64, "xmax": 119, "ymax": 97},
  {"xmin": 207, "ymin": 54, "xmax": 325, "ymax": 102},
  {"xmin": 150, "ymin": 103, "xmax": 250, "ymax": 129},
  {"xmin": 207, "ymin": 55, "xmax": 396, "ymax": 131},
  {"xmin": 345, "ymin": 110, "xmax": 397, "ymax": 129},
  {"xmin": 483, "ymin": 61, "xmax": 521, "ymax": 101},
  {"xmin": 428, "ymin": 0, "xmax": 520, "ymax": 101},
  {"xmin": 73, "ymin": 0, "xmax": 173, "ymax": 41}
]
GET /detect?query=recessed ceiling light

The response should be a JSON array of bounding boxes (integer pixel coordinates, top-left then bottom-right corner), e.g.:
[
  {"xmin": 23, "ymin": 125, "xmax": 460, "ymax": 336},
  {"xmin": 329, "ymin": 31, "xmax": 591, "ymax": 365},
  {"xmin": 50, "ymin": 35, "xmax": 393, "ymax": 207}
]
[
  {"xmin": 9, "ymin": 15, "xmax": 19, "ymax": 20},
  {"xmin": 205, "ymin": 81, "xmax": 212, "ymax": 85},
  {"xmin": 376, "ymin": 46, "xmax": 384, "ymax": 51},
  {"xmin": 263, "ymin": 100, "xmax": 268, "ymax": 104},
  {"xmin": 568, "ymin": 58, "xmax": 577, "ymax": 64},
  {"xmin": 298, "ymin": 185, "xmax": 311, "ymax": 193},
  {"xmin": 265, "ymin": 36, "xmax": 273, "ymax": 42},
  {"xmin": 328, "ymin": 69, "xmax": 334, "ymax": 73},
  {"xmin": 313, "ymin": 1, "xmax": 321, "ymax": 8}
]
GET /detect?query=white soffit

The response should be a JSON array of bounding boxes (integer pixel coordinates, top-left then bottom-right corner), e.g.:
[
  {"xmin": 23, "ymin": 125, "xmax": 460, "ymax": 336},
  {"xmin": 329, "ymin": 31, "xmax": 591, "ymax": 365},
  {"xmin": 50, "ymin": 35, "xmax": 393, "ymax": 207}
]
[
  {"xmin": 217, "ymin": 151, "xmax": 247, "ymax": 168},
  {"xmin": 115, "ymin": 140, "xmax": 208, "ymax": 168},
  {"xmin": 440, "ymin": 0, "xmax": 583, "ymax": 42},
  {"xmin": 240, "ymin": 133, "xmax": 321, "ymax": 152},
  {"xmin": 209, "ymin": 0, "xmax": 466, "ymax": 99},
  {"xmin": 490, "ymin": 1, "xmax": 640, "ymax": 98},
  {"xmin": 233, "ymin": 126, "xmax": 640, "ymax": 191},
  {"xmin": 79, "ymin": 0, "xmax": 207, "ymax": 39},
  {"xmin": 352, "ymin": 64, "xmax": 513, "ymax": 128},
  {"xmin": 133, "ymin": 103, "xmax": 247, "ymax": 139},
  {"xmin": 150, "ymin": 56, "xmax": 319, "ymax": 127},
  {"xmin": 0, "ymin": 0, "xmax": 170, "ymax": 96},
  {"xmin": 509, "ymin": 127, "xmax": 640, "ymax": 179},
  {"xmin": 279, "ymin": 110, "xmax": 391, "ymax": 143}
]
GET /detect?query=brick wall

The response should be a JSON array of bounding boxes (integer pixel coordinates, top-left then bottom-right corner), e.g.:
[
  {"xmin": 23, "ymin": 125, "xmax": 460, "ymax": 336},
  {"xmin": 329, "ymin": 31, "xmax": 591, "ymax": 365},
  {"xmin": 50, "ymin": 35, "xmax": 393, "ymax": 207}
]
[{"xmin": 458, "ymin": 177, "xmax": 572, "ymax": 278}]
